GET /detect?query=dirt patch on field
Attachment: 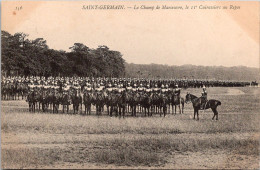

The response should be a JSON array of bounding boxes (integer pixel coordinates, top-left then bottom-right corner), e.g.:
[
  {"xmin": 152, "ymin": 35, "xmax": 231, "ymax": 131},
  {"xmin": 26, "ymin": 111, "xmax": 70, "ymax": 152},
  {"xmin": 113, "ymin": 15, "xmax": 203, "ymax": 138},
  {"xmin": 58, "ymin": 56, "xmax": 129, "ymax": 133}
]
[{"xmin": 226, "ymin": 88, "xmax": 245, "ymax": 95}]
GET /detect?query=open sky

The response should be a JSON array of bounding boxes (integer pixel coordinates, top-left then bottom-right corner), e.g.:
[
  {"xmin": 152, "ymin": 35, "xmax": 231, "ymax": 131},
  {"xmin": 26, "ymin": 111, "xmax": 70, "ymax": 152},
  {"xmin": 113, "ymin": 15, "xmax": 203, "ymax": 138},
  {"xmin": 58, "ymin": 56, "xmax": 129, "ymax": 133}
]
[{"xmin": 2, "ymin": 1, "xmax": 259, "ymax": 68}]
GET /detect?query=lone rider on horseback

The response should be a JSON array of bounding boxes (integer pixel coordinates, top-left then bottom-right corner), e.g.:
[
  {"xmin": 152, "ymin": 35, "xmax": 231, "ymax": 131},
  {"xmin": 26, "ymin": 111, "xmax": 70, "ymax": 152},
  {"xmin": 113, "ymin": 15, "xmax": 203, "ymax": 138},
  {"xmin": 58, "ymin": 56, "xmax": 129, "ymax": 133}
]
[{"xmin": 200, "ymin": 85, "xmax": 208, "ymax": 109}]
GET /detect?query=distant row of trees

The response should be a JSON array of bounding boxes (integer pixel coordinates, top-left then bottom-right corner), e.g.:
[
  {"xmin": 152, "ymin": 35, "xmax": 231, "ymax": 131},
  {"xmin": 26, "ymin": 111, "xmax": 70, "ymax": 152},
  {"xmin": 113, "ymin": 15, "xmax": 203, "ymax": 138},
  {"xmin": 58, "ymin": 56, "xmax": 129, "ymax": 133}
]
[
  {"xmin": 1, "ymin": 31, "xmax": 125, "ymax": 77},
  {"xmin": 125, "ymin": 63, "xmax": 259, "ymax": 82},
  {"xmin": 2, "ymin": 31, "xmax": 258, "ymax": 81}
]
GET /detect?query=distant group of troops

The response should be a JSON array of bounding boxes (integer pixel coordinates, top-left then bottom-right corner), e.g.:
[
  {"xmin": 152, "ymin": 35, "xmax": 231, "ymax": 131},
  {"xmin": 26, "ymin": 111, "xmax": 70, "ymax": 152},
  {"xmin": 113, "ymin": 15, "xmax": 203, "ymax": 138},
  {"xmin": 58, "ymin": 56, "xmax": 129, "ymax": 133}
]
[{"xmin": 1, "ymin": 75, "xmax": 254, "ymax": 116}]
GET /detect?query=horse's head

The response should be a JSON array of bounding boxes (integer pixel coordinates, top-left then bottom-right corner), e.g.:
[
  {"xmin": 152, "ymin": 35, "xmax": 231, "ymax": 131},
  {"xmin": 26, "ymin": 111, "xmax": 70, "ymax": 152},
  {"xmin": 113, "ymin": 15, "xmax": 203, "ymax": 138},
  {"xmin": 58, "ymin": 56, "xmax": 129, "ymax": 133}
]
[{"xmin": 185, "ymin": 92, "xmax": 191, "ymax": 103}]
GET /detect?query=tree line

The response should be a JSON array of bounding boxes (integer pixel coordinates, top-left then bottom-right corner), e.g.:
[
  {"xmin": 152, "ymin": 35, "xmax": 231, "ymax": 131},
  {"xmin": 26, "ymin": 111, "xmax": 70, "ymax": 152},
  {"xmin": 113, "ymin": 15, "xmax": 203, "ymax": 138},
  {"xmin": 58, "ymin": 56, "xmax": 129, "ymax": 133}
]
[
  {"xmin": 1, "ymin": 31, "xmax": 125, "ymax": 77},
  {"xmin": 2, "ymin": 31, "xmax": 258, "ymax": 82},
  {"xmin": 125, "ymin": 63, "xmax": 259, "ymax": 82}
]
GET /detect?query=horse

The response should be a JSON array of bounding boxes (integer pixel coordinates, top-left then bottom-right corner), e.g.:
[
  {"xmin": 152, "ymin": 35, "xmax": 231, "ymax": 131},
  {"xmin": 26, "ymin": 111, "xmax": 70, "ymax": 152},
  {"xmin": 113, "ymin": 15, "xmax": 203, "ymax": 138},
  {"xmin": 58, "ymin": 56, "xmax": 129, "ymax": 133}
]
[
  {"xmin": 171, "ymin": 93, "xmax": 185, "ymax": 115},
  {"xmin": 61, "ymin": 92, "xmax": 71, "ymax": 113},
  {"xmin": 71, "ymin": 89, "xmax": 82, "ymax": 114},
  {"xmin": 160, "ymin": 94, "xmax": 169, "ymax": 117},
  {"xmin": 83, "ymin": 91, "xmax": 93, "ymax": 115},
  {"xmin": 185, "ymin": 93, "xmax": 221, "ymax": 120},
  {"xmin": 130, "ymin": 92, "xmax": 141, "ymax": 117},
  {"xmin": 140, "ymin": 93, "xmax": 152, "ymax": 117},
  {"xmin": 26, "ymin": 90, "xmax": 36, "ymax": 112},
  {"xmin": 93, "ymin": 91, "xmax": 105, "ymax": 116},
  {"xmin": 106, "ymin": 92, "xmax": 119, "ymax": 117},
  {"xmin": 117, "ymin": 91, "xmax": 127, "ymax": 118},
  {"xmin": 150, "ymin": 93, "xmax": 161, "ymax": 115}
]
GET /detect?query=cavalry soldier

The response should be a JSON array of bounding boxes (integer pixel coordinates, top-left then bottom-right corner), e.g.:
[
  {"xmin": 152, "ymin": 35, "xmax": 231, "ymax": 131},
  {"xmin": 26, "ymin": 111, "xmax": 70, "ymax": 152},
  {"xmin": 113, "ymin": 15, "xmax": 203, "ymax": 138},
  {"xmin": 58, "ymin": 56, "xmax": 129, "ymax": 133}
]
[
  {"xmin": 161, "ymin": 84, "xmax": 166, "ymax": 94},
  {"xmin": 145, "ymin": 84, "xmax": 151, "ymax": 95},
  {"xmin": 118, "ymin": 84, "xmax": 125, "ymax": 94},
  {"xmin": 84, "ymin": 83, "xmax": 92, "ymax": 93},
  {"xmin": 126, "ymin": 82, "xmax": 132, "ymax": 92},
  {"xmin": 174, "ymin": 84, "xmax": 181, "ymax": 102},
  {"xmin": 95, "ymin": 84, "xmax": 103, "ymax": 93},
  {"xmin": 200, "ymin": 85, "xmax": 208, "ymax": 109},
  {"xmin": 112, "ymin": 84, "xmax": 119, "ymax": 94},
  {"xmin": 153, "ymin": 84, "xmax": 160, "ymax": 94},
  {"xmin": 100, "ymin": 82, "xmax": 105, "ymax": 91},
  {"xmin": 138, "ymin": 84, "xmax": 144, "ymax": 94},
  {"xmin": 132, "ymin": 84, "xmax": 137, "ymax": 93},
  {"xmin": 165, "ymin": 84, "xmax": 170, "ymax": 94},
  {"xmin": 106, "ymin": 83, "xmax": 113, "ymax": 94}
]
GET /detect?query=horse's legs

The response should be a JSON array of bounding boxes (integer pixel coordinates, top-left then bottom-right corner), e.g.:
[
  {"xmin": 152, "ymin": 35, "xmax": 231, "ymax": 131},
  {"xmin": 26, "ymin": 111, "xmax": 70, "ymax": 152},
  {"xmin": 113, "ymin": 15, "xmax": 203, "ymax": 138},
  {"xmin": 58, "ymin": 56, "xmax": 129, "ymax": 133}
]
[
  {"xmin": 194, "ymin": 109, "xmax": 196, "ymax": 120},
  {"xmin": 107, "ymin": 105, "xmax": 110, "ymax": 115},
  {"xmin": 33, "ymin": 103, "xmax": 36, "ymax": 112},
  {"xmin": 182, "ymin": 103, "xmax": 184, "ymax": 114},
  {"xmin": 57, "ymin": 104, "xmax": 59, "ymax": 113},
  {"xmin": 179, "ymin": 104, "xmax": 181, "ymax": 114},
  {"xmin": 29, "ymin": 103, "xmax": 31, "ymax": 112},
  {"xmin": 123, "ymin": 106, "xmax": 125, "ymax": 118},
  {"xmin": 110, "ymin": 106, "xmax": 113, "ymax": 117},
  {"xmin": 89, "ymin": 104, "xmax": 91, "ymax": 115},
  {"xmin": 197, "ymin": 110, "xmax": 199, "ymax": 120},
  {"xmin": 80, "ymin": 104, "xmax": 82, "ymax": 114},
  {"xmin": 211, "ymin": 108, "xmax": 218, "ymax": 120},
  {"xmin": 118, "ymin": 107, "xmax": 121, "ymax": 118},
  {"xmin": 42, "ymin": 103, "xmax": 45, "ymax": 112}
]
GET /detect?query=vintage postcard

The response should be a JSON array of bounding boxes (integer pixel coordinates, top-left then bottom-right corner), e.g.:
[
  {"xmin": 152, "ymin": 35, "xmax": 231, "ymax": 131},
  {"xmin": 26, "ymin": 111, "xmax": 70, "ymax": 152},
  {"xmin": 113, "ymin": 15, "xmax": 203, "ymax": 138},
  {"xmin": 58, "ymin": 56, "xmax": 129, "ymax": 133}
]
[{"xmin": 1, "ymin": 1, "xmax": 259, "ymax": 169}]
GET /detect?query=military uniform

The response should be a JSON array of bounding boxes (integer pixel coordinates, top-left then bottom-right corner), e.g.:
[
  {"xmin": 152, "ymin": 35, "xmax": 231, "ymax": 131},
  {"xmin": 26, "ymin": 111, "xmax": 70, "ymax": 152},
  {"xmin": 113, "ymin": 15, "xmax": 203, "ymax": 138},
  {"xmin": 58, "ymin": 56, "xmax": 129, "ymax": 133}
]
[{"xmin": 200, "ymin": 86, "xmax": 208, "ymax": 109}]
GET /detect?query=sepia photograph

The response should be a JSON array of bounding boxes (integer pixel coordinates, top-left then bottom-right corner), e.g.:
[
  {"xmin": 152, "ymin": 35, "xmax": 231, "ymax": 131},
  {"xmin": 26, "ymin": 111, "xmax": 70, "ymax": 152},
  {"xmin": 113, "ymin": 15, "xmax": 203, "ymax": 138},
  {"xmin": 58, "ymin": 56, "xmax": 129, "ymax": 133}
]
[{"xmin": 1, "ymin": 0, "xmax": 260, "ymax": 169}]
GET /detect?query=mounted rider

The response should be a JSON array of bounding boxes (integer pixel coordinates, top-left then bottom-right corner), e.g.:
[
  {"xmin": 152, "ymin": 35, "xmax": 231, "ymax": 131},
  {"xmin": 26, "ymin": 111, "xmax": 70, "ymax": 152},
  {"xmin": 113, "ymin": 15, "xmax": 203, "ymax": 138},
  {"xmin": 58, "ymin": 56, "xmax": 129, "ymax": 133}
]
[
  {"xmin": 161, "ymin": 84, "xmax": 166, "ymax": 95},
  {"xmin": 126, "ymin": 82, "xmax": 132, "ymax": 92},
  {"xmin": 118, "ymin": 84, "xmax": 125, "ymax": 94},
  {"xmin": 174, "ymin": 84, "xmax": 181, "ymax": 102},
  {"xmin": 145, "ymin": 84, "xmax": 151, "ymax": 95},
  {"xmin": 106, "ymin": 83, "xmax": 113, "ymax": 94},
  {"xmin": 152, "ymin": 84, "xmax": 160, "ymax": 94},
  {"xmin": 95, "ymin": 84, "xmax": 103, "ymax": 93},
  {"xmin": 138, "ymin": 84, "xmax": 144, "ymax": 94},
  {"xmin": 132, "ymin": 83, "xmax": 137, "ymax": 93},
  {"xmin": 84, "ymin": 83, "xmax": 92, "ymax": 94},
  {"xmin": 200, "ymin": 85, "xmax": 208, "ymax": 109},
  {"xmin": 112, "ymin": 84, "xmax": 119, "ymax": 94}
]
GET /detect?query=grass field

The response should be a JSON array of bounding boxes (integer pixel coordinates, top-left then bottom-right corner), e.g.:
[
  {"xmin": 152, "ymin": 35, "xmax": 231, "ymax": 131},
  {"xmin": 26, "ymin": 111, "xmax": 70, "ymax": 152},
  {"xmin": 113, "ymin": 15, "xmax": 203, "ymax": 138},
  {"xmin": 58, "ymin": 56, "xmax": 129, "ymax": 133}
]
[{"xmin": 1, "ymin": 87, "xmax": 260, "ymax": 169}]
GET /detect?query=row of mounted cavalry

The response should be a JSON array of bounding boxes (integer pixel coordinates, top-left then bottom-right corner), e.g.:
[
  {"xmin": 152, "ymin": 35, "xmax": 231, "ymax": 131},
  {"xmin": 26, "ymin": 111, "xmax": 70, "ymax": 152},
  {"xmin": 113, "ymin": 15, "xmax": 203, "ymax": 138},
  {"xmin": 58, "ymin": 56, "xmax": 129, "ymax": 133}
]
[
  {"xmin": 1, "ymin": 76, "xmax": 227, "ymax": 120},
  {"xmin": 26, "ymin": 87, "xmax": 185, "ymax": 118}
]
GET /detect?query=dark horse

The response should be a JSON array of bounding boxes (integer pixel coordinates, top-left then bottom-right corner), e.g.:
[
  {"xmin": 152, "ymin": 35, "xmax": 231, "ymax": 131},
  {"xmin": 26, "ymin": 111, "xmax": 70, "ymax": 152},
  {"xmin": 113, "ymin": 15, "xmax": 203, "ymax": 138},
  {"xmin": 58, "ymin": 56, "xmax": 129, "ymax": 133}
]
[
  {"xmin": 185, "ymin": 93, "xmax": 221, "ymax": 120},
  {"xmin": 171, "ymin": 94, "xmax": 185, "ymax": 115}
]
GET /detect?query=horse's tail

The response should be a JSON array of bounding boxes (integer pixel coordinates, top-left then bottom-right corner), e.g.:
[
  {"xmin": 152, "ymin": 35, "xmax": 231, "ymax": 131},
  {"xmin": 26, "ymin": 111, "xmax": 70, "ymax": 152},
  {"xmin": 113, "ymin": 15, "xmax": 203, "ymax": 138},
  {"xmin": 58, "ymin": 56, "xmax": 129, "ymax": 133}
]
[{"xmin": 218, "ymin": 101, "xmax": 221, "ymax": 105}]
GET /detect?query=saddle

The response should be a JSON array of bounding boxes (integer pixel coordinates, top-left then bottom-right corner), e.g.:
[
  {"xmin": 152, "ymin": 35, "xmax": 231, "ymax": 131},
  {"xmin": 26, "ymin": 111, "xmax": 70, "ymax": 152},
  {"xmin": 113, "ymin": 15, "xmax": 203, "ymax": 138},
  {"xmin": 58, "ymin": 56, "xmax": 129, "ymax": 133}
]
[{"xmin": 200, "ymin": 97, "xmax": 208, "ymax": 109}]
